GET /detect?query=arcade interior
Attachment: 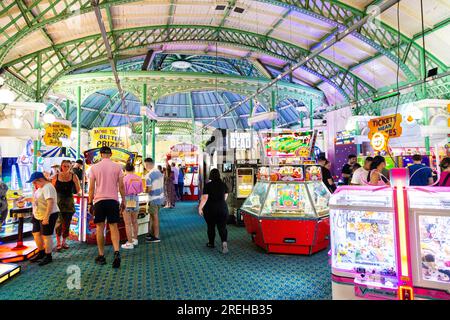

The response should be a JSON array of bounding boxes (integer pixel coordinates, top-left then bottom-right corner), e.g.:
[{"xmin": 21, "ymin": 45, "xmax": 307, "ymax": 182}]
[{"xmin": 0, "ymin": 0, "xmax": 449, "ymax": 301}]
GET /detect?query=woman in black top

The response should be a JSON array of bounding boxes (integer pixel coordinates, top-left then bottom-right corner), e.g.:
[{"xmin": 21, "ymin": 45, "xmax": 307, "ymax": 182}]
[
  {"xmin": 52, "ymin": 160, "xmax": 81, "ymax": 251},
  {"xmin": 198, "ymin": 168, "xmax": 229, "ymax": 253}
]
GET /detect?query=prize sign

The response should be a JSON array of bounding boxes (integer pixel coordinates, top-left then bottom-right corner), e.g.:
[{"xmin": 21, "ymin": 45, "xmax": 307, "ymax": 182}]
[
  {"xmin": 90, "ymin": 127, "xmax": 129, "ymax": 149},
  {"xmin": 43, "ymin": 120, "xmax": 72, "ymax": 147},
  {"xmin": 228, "ymin": 132, "xmax": 252, "ymax": 150},
  {"xmin": 265, "ymin": 131, "xmax": 315, "ymax": 158},
  {"xmin": 370, "ymin": 132, "xmax": 389, "ymax": 152},
  {"xmin": 368, "ymin": 114, "xmax": 403, "ymax": 140}
]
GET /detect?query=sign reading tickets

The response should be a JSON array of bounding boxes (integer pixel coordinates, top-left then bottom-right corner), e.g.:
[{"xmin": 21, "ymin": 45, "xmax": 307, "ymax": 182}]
[
  {"xmin": 368, "ymin": 114, "xmax": 403, "ymax": 140},
  {"xmin": 90, "ymin": 127, "xmax": 129, "ymax": 149},
  {"xmin": 43, "ymin": 120, "xmax": 72, "ymax": 147}
]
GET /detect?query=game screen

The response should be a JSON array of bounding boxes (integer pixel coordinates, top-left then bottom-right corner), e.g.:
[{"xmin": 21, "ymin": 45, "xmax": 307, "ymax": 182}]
[
  {"xmin": 275, "ymin": 184, "xmax": 301, "ymax": 211},
  {"xmin": 223, "ymin": 163, "xmax": 232, "ymax": 173},
  {"xmin": 265, "ymin": 132, "xmax": 315, "ymax": 158},
  {"xmin": 236, "ymin": 168, "xmax": 254, "ymax": 198},
  {"xmin": 418, "ymin": 215, "xmax": 450, "ymax": 284},
  {"xmin": 331, "ymin": 209, "xmax": 397, "ymax": 280}
]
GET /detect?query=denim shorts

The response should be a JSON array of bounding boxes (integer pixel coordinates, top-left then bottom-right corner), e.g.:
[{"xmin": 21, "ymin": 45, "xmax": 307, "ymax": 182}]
[{"xmin": 125, "ymin": 195, "xmax": 140, "ymax": 213}]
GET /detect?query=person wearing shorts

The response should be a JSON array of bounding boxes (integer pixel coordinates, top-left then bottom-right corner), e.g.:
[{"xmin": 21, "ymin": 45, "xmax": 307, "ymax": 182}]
[
  {"xmin": 144, "ymin": 158, "xmax": 164, "ymax": 243},
  {"xmin": 88, "ymin": 146, "xmax": 126, "ymax": 268},
  {"xmin": 121, "ymin": 163, "xmax": 143, "ymax": 249},
  {"xmin": 26, "ymin": 172, "xmax": 60, "ymax": 266}
]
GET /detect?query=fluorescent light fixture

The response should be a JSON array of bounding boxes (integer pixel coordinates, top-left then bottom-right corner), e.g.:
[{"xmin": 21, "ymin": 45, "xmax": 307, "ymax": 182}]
[
  {"xmin": 247, "ymin": 111, "xmax": 277, "ymax": 126},
  {"xmin": 0, "ymin": 88, "xmax": 16, "ymax": 104}
]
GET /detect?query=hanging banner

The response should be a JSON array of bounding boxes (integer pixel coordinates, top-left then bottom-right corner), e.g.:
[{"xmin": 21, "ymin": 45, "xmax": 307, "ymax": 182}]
[
  {"xmin": 90, "ymin": 127, "xmax": 129, "ymax": 149},
  {"xmin": 368, "ymin": 114, "xmax": 403, "ymax": 140},
  {"xmin": 43, "ymin": 120, "xmax": 72, "ymax": 147},
  {"xmin": 265, "ymin": 131, "xmax": 316, "ymax": 158}
]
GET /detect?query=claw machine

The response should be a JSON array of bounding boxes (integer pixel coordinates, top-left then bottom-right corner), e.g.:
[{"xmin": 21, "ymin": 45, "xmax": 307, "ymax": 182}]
[
  {"xmin": 240, "ymin": 164, "xmax": 331, "ymax": 255},
  {"xmin": 329, "ymin": 168, "xmax": 450, "ymax": 300}
]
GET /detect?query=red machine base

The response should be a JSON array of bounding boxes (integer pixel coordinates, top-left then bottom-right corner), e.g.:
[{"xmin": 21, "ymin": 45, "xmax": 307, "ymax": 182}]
[
  {"xmin": 0, "ymin": 240, "xmax": 39, "ymax": 263},
  {"xmin": 243, "ymin": 212, "xmax": 330, "ymax": 256}
]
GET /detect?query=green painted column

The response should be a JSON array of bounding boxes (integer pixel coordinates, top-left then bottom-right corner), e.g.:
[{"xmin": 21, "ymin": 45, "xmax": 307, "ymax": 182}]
[
  {"xmin": 355, "ymin": 122, "xmax": 361, "ymax": 156},
  {"xmin": 142, "ymin": 84, "xmax": 148, "ymax": 159},
  {"xmin": 271, "ymin": 91, "xmax": 276, "ymax": 131},
  {"xmin": 300, "ymin": 112, "xmax": 304, "ymax": 128},
  {"xmin": 424, "ymin": 107, "xmax": 431, "ymax": 154},
  {"xmin": 309, "ymin": 99, "xmax": 314, "ymax": 130},
  {"xmin": 151, "ymin": 120, "xmax": 156, "ymax": 160},
  {"xmin": 76, "ymin": 86, "xmax": 82, "ymax": 160},
  {"xmin": 65, "ymin": 99, "xmax": 70, "ymax": 120},
  {"xmin": 33, "ymin": 53, "xmax": 42, "ymax": 172},
  {"xmin": 33, "ymin": 111, "xmax": 39, "ymax": 171}
]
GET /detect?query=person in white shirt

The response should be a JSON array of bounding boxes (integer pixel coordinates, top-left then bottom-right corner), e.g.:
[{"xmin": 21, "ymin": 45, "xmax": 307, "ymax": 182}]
[
  {"xmin": 351, "ymin": 157, "xmax": 373, "ymax": 186},
  {"xmin": 24, "ymin": 172, "xmax": 60, "ymax": 266}
]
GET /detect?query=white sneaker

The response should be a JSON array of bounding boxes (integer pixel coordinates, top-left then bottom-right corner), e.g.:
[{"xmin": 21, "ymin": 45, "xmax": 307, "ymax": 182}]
[
  {"xmin": 222, "ymin": 242, "xmax": 229, "ymax": 254},
  {"xmin": 121, "ymin": 242, "xmax": 134, "ymax": 249},
  {"xmin": 132, "ymin": 239, "xmax": 138, "ymax": 246}
]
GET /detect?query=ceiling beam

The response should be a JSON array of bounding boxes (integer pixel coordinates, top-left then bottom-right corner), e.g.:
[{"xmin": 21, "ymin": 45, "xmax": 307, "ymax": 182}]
[
  {"xmin": 218, "ymin": 0, "xmax": 237, "ymax": 29},
  {"xmin": 265, "ymin": 8, "xmax": 291, "ymax": 37}
]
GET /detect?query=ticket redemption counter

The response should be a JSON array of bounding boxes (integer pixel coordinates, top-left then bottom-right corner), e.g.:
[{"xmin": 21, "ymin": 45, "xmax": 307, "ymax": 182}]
[
  {"xmin": 329, "ymin": 170, "xmax": 450, "ymax": 300},
  {"xmin": 240, "ymin": 165, "xmax": 331, "ymax": 255}
]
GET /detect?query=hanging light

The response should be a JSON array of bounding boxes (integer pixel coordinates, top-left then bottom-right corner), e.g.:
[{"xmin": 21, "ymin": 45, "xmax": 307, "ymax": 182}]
[
  {"xmin": 0, "ymin": 88, "xmax": 16, "ymax": 104},
  {"xmin": 43, "ymin": 113, "xmax": 56, "ymax": 124},
  {"xmin": 155, "ymin": 127, "xmax": 160, "ymax": 134}
]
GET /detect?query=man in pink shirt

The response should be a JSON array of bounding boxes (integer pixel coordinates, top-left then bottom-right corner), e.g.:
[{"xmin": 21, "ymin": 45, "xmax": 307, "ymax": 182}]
[{"xmin": 88, "ymin": 146, "xmax": 126, "ymax": 268}]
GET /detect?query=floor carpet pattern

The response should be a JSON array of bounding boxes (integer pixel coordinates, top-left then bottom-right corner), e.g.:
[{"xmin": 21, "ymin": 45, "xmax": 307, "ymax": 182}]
[{"xmin": 0, "ymin": 202, "xmax": 331, "ymax": 300}]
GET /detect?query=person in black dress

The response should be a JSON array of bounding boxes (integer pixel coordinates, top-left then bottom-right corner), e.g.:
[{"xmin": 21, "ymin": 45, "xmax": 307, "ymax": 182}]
[{"xmin": 198, "ymin": 168, "xmax": 229, "ymax": 254}]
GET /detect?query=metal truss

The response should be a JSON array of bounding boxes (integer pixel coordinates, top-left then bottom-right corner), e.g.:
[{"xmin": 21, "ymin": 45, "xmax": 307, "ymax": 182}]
[
  {"xmin": 0, "ymin": 0, "xmax": 447, "ymax": 113},
  {"xmin": 3, "ymin": 25, "xmax": 373, "ymax": 104}
]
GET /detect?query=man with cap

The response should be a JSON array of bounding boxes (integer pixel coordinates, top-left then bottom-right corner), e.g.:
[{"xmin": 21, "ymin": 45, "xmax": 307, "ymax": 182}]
[
  {"xmin": 88, "ymin": 146, "xmax": 126, "ymax": 268},
  {"xmin": 25, "ymin": 172, "xmax": 60, "ymax": 266}
]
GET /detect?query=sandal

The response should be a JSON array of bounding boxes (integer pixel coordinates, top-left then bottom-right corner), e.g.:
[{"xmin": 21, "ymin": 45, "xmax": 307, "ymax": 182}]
[{"xmin": 56, "ymin": 245, "xmax": 63, "ymax": 251}]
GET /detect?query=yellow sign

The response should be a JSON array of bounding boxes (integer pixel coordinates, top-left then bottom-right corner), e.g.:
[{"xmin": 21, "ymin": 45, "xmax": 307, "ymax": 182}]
[
  {"xmin": 90, "ymin": 127, "xmax": 129, "ymax": 149},
  {"xmin": 368, "ymin": 114, "xmax": 403, "ymax": 140},
  {"xmin": 370, "ymin": 132, "xmax": 389, "ymax": 152},
  {"xmin": 43, "ymin": 121, "xmax": 72, "ymax": 147}
]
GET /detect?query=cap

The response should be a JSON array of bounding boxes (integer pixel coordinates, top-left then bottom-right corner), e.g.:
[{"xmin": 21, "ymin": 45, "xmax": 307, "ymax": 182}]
[
  {"xmin": 27, "ymin": 172, "xmax": 45, "ymax": 183},
  {"xmin": 99, "ymin": 146, "xmax": 112, "ymax": 154}
]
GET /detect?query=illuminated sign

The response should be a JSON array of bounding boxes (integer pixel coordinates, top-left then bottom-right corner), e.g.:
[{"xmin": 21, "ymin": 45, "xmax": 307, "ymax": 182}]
[
  {"xmin": 368, "ymin": 114, "xmax": 403, "ymax": 139},
  {"xmin": 335, "ymin": 130, "xmax": 355, "ymax": 145},
  {"xmin": 90, "ymin": 127, "xmax": 129, "ymax": 149},
  {"xmin": 228, "ymin": 132, "xmax": 252, "ymax": 150},
  {"xmin": 265, "ymin": 131, "xmax": 315, "ymax": 158},
  {"xmin": 43, "ymin": 120, "xmax": 72, "ymax": 147},
  {"xmin": 370, "ymin": 132, "xmax": 389, "ymax": 152},
  {"xmin": 84, "ymin": 148, "xmax": 137, "ymax": 166}
]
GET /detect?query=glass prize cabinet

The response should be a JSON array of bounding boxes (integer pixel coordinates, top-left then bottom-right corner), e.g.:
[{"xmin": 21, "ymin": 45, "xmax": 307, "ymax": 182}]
[{"xmin": 239, "ymin": 165, "xmax": 331, "ymax": 255}]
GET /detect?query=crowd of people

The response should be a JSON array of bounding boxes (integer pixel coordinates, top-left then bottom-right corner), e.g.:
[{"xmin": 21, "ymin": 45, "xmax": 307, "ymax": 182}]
[
  {"xmin": 319, "ymin": 153, "xmax": 450, "ymax": 193},
  {"xmin": 17, "ymin": 146, "xmax": 230, "ymax": 269}
]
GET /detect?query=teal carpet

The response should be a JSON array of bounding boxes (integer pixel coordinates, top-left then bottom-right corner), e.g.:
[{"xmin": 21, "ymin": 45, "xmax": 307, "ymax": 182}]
[{"xmin": 0, "ymin": 202, "xmax": 331, "ymax": 300}]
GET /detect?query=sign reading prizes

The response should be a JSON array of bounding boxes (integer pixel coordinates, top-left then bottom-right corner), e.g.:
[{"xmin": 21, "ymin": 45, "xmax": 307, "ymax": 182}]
[
  {"xmin": 43, "ymin": 120, "xmax": 72, "ymax": 147},
  {"xmin": 90, "ymin": 127, "xmax": 129, "ymax": 149}
]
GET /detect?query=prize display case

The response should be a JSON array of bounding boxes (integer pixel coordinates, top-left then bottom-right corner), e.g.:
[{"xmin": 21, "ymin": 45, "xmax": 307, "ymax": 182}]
[
  {"xmin": 329, "ymin": 170, "xmax": 450, "ymax": 300},
  {"xmin": 239, "ymin": 165, "xmax": 331, "ymax": 255}
]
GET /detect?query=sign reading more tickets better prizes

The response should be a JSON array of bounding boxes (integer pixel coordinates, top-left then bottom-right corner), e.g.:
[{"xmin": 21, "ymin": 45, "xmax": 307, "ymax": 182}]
[{"xmin": 90, "ymin": 127, "xmax": 129, "ymax": 149}]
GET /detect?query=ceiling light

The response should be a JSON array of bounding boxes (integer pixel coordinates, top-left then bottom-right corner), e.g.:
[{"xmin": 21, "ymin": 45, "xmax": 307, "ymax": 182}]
[
  {"xmin": 248, "ymin": 111, "xmax": 277, "ymax": 126},
  {"xmin": 43, "ymin": 113, "xmax": 56, "ymax": 124},
  {"xmin": 171, "ymin": 61, "xmax": 192, "ymax": 70},
  {"xmin": 0, "ymin": 88, "xmax": 16, "ymax": 104}
]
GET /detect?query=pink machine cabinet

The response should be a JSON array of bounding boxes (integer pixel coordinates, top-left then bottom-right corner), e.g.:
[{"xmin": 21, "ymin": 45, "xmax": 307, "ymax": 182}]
[{"xmin": 329, "ymin": 168, "xmax": 450, "ymax": 300}]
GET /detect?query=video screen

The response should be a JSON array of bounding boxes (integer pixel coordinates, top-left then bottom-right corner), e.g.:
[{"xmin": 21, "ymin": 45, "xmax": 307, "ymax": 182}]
[{"xmin": 223, "ymin": 163, "xmax": 233, "ymax": 173}]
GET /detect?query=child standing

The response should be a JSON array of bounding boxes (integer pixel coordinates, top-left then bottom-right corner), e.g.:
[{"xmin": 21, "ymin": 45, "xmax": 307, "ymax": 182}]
[{"xmin": 121, "ymin": 163, "xmax": 143, "ymax": 249}]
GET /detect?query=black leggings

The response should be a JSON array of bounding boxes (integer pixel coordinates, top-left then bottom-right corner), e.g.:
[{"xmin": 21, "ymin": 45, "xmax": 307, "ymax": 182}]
[
  {"xmin": 204, "ymin": 212, "xmax": 228, "ymax": 244},
  {"xmin": 56, "ymin": 212, "xmax": 74, "ymax": 238}
]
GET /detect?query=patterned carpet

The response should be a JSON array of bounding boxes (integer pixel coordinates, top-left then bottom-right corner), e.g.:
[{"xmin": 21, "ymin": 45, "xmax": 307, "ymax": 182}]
[{"xmin": 0, "ymin": 202, "xmax": 331, "ymax": 300}]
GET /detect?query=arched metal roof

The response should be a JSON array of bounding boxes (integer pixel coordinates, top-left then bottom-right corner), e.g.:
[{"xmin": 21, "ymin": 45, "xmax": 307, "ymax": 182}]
[{"xmin": 1, "ymin": 0, "xmax": 448, "ymax": 108}]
